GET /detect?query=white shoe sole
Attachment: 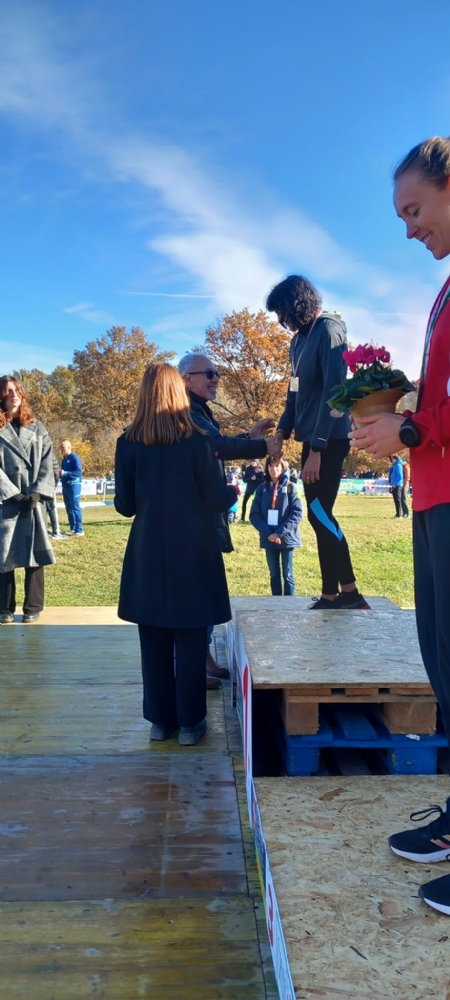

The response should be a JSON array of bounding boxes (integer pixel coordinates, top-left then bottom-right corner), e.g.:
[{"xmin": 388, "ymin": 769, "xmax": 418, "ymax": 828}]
[
  {"xmin": 420, "ymin": 895, "xmax": 450, "ymax": 915},
  {"xmin": 390, "ymin": 845, "xmax": 450, "ymax": 863}
]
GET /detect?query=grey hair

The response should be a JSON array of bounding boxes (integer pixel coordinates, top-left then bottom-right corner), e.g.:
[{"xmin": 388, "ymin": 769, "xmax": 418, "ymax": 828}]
[{"xmin": 178, "ymin": 352, "xmax": 212, "ymax": 376}]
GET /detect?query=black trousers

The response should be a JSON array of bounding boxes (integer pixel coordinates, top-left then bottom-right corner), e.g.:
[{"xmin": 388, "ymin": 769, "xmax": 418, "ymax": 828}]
[
  {"xmin": 302, "ymin": 440, "xmax": 356, "ymax": 595},
  {"xmin": 414, "ymin": 505, "xmax": 450, "ymax": 746},
  {"xmin": 392, "ymin": 486, "xmax": 409, "ymax": 517},
  {"xmin": 0, "ymin": 566, "xmax": 45, "ymax": 615},
  {"xmin": 241, "ymin": 490, "xmax": 254, "ymax": 520},
  {"xmin": 138, "ymin": 624, "xmax": 207, "ymax": 729}
]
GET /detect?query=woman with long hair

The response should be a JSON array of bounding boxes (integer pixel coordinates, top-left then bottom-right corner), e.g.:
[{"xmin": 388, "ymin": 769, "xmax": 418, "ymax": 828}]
[
  {"xmin": 114, "ymin": 362, "xmax": 237, "ymax": 746},
  {"xmin": 0, "ymin": 375, "xmax": 56, "ymax": 624}
]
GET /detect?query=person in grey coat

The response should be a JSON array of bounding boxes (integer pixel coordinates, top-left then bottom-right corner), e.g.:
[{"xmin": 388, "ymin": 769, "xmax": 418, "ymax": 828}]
[{"xmin": 0, "ymin": 376, "xmax": 56, "ymax": 624}]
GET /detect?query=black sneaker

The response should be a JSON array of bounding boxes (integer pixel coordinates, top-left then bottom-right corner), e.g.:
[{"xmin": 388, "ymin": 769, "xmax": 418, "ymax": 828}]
[
  {"xmin": 419, "ymin": 872, "xmax": 450, "ymax": 915},
  {"xmin": 307, "ymin": 596, "xmax": 338, "ymax": 610},
  {"xmin": 334, "ymin": 590, "xmax": 371, "ymax": 610},
  {"xmin": 389, "ymin": 799, "xmax": 450, "ymax": 863}
]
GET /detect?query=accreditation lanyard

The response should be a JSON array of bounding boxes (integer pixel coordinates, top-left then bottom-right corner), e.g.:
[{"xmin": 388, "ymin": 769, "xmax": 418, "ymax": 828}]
[
  {"xmin": 421, "ymin": 275, "xmax": 450, "ymax": 383},
  {"xmin": 291, "ymin": 312, "xmax": 322, "ymax": 378},
  {"xmin": 267, "ymin": 480, "xmax": 280, "ymax": 526}
]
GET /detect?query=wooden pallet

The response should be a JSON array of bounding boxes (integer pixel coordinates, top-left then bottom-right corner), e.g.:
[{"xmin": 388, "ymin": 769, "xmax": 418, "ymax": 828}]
[{"xmin": 236, "ymin": 608, "xmax": 436, "ymax": 736}]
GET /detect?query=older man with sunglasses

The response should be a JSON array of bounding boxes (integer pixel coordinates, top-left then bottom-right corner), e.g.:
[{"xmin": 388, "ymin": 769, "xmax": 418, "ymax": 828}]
[{"xmin": 179, "ymin": 352, "xmax": 281, "ymax": 686}]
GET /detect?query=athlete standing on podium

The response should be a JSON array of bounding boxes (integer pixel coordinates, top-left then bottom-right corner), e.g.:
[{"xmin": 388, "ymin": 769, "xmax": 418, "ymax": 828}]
[{"xmin": 350, "ymin": 136, "xmax": 450, "ymax": 916}]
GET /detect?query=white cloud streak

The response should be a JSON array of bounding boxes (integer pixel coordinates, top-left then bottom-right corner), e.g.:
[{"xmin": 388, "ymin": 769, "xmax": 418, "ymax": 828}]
[{"xmin": 0, "ymin": 4, "xmax": 441, "ymax": 376}]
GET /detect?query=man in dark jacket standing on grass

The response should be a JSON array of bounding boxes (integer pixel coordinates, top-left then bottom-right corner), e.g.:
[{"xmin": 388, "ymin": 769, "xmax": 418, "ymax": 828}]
[
  {"xmin": 179, "ymin": 352, "xmax": 281, "ymax": 685},
  {"xmin": 241, "ymin": 459, "xmax": 265, "ymax": 521}
]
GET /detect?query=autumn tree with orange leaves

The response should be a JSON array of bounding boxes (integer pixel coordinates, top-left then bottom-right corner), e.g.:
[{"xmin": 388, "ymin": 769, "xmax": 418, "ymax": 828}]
[{"xmin": 201, "ymin": 308, "xmax": 302, "ymax": 463}]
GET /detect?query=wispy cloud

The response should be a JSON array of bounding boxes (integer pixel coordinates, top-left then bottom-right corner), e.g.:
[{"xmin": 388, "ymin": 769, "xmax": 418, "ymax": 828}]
[
  {"xmin": 64, "ymin": 302, "xmax": 115, "ymax": 326},
  {"xmin": 121, "ymin": 291, "xmax": 215, "ymax": 299},
  {"xmin": 0, "ymin": 4, "xmax": 439, "ymax": 375},
  {"xmin": 1, "ymin": 338, "xmax": 70, "ymax": 372}
]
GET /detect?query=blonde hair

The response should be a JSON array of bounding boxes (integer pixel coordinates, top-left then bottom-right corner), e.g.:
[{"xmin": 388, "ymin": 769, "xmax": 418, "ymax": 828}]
[{"xmin": 126, "ymin": 363, "xmax": 202, "ymax": 445}]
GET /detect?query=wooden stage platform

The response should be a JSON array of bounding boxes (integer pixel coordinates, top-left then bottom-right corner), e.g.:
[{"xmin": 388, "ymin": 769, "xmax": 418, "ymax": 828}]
[
  {"xmin": 255, "ymin": 776, "xmax": 450, "ymax": 1000},
  {"xmin": 229, "ymin": 597, "xmax": 450, "ymax": 999},
  {"xmin": 0, "ymin": 618, "xmax": 276, "ymax": 998}
]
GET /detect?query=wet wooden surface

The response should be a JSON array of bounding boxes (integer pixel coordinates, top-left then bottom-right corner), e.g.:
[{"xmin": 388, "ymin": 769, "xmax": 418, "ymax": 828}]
[
  {"xmin": 0, "ymin": 898, "xmax": 265, "ymax": 999},
  {"xmin": 0, "ymin": 622, "xmax": 271, "ymax": 998},
  {"xmin": 236, "ymin": 609, "xmax": 433, "ymax": 691},
  {"xmin": 256, "ymin": 775, "xmax": 450, "ymax": 1000},
  {"xmin": 0, "ymin": 754, "xmax": 246, "ymax": 901}
]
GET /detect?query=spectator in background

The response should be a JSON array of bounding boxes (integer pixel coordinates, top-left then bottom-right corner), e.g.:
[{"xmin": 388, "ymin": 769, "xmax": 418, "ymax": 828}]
[
  {"xmin": 241, "ymin": 460, "xmax": 265, "ymax": 521},
  {"xmin": 60, "ymin": 440, "xmax": 84, "ymax": 537},
  {"xmin": 250, "ymin": 457, "xmax": 302, "ymax": 596},
  {"xmin": 46, "ymin": 450, "xmax": 67, "ymax": 540},
  {"xmin": 403, "ymin": 458, "xmax": 411, "ymax": 504},
  {"xmin": 114, "ymin": 363, "xmax": 237, "ymax": 746},
  {"xmin": 388, "ymin": 455, "xmax": 408, "ymax": 518},
  {"xmin": 0, "ymin": 375, "xmax": 56, "ymax": 624}
]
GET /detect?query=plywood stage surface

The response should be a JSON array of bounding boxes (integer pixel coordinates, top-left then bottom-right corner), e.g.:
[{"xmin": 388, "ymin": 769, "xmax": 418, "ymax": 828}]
[
  {"xmin": 236, "ymin": 609, "xmax": 432, "ymax": 692},
  {"xmin": 255, "ymin": 775, "xmax": 450, "ymax": 1000}
]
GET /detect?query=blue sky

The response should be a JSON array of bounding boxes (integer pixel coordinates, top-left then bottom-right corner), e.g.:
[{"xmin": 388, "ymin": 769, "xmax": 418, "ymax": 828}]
[{"xmin": 1, "ymin": 0, "xmax": 450, "ymax": 377}]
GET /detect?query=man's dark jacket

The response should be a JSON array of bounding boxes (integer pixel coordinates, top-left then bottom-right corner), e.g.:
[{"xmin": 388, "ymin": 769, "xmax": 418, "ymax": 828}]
[
  {"xmin": 189, "ymin": 391, "xmax": 267, "ymax": 552},
  {"xmin": 242, "ymin": 465, "xmax": 265, "ymax": 496}
]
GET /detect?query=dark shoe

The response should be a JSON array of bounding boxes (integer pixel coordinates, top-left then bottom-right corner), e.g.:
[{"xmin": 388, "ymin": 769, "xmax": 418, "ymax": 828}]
[
  {"xmin": 419, "ymin": 872, "xmax": 450, "ymax": 915},
  {"xmin": 389, "ymin": 798, "xmax": 450, "ymax": 863},
  {"xmin": 334, "ymin": 590, "xmax": 371, "ymax": 610},
  {"xmin": 150, "ymin": 723, "xmax": 177, "ymax": 741},
  {"xmin": 206, "ymin": 652, "xmax": 229, "ymax": 679},
  {"xmin": 178, "ymin": 719, "xmax": 207, "ymax": 746},
  {"xmin": 0, "ymin": 612, "xmax": 14, "ymax": 624},
  {"xmin": 207, "ymin": 675, "xmax": 221, "ymax": 690},
  {"xmin": 22, "ymin": 612, "xmax": 41, "ymax": 624},
  {"xmin": 308, "ymin": 596, "xmax": 338, "ymax": 610}
]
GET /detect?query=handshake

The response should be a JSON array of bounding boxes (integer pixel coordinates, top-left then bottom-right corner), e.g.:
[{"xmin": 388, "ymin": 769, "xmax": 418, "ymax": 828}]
[
  {"xmin": 13, "ymin": 492, "xmax": 42, "ymax": 511},
  {"xmin": 248, "ymin": 419, "xmax": 284, "ymax": 458}
]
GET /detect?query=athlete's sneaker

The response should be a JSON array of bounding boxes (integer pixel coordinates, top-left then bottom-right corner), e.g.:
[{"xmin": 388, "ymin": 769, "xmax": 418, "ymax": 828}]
[
  {"xmin": 389, "ymin": 798, "xmax": 450, "ymax": 863},
  {"xmin": 307, "ymin": 596, "xmax": 338, "ymax": 610},
  {"xmin": 419, "ymin": 872, "xmax": 450, "ymax": 915},
  {"xmin": 334, "ymin": 590, "xmax": 371, "ymax": 610}
]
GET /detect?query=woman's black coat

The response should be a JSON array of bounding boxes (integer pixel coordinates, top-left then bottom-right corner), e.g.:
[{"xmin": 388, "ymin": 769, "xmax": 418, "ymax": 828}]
[{"xmin": 114, "ymin": 429, "xmax": 237, "ymax": 628}]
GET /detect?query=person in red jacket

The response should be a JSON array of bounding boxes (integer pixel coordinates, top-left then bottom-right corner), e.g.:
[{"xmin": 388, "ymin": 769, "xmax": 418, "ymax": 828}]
[{"xmin": 350, "ymin": 135, "xmax": 450, "ymax": 916}]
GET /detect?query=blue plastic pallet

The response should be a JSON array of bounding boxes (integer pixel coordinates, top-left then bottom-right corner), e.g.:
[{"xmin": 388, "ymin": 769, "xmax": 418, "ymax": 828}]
[{"xmin": 272, "ymin": 702, "xmax": 448, "ymax": 777}]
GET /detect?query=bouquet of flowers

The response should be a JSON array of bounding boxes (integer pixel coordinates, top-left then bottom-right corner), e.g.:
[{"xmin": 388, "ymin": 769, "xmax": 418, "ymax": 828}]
[{"xmin": 327, "ymin": 343, "xmax": 414, "ymax": 418}]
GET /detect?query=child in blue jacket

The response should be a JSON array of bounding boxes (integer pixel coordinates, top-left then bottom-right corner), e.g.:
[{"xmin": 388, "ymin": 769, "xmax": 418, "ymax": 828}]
[{"xmin": 250, "ymin": 457, "xmax": 303, "ymax": 595}]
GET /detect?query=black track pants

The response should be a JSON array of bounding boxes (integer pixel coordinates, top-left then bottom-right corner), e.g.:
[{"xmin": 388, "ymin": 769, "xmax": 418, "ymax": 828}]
[
  {"xmin": 302, "ymin": 440, "xmax": 356, "ymax": 595},
  {"xmin": 414, "ymin": 505, "xmax": 450, "ymax": 745}
]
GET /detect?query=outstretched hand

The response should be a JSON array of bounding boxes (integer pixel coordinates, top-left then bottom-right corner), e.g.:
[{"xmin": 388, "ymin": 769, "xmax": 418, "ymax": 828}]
[
  {"xmin": 266, "ymin": 434, "xmax": 284, "ymax": 458},
  {"xmin": 249, "ymin": 418, "xmax": 276, "ymax": 439},
  {"xmin": 349, "ymin": 413, "xmax": 405, "ymax": 459}
]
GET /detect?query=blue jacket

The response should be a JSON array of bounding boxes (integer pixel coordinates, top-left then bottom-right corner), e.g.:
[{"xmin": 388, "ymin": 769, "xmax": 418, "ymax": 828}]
[
  {"xmin": 250, "ymin": 471, "xmax": 302, "ymax": 549},
  {"xmin": 278, "ymin": 313, "xmax": 351, "ymax": 448},
  {"xmin": 388, "ymin": 459, "xmax": 404, "ymax": 488},
  {"xmin": 61, "ymin": 452, "xmax": 82, "ymax": 484}
]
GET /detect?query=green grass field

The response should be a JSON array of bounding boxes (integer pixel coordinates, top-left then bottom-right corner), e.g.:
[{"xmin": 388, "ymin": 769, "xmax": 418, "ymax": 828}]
[{"xmin": 15, "ymin": 494, "xmax": 414, "ymax": 608}]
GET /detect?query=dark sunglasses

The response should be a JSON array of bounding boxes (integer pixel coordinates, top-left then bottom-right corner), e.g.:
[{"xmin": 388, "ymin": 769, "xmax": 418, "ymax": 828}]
[{"xmin": 188, "ymin": 369, "xmax": 220, "ymax": 380}]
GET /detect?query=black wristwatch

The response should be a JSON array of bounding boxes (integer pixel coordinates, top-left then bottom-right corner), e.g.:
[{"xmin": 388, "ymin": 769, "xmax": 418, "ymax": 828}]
[{"xmin": 399, "ymin": 417, "xmax": 421, "ymax": 448}]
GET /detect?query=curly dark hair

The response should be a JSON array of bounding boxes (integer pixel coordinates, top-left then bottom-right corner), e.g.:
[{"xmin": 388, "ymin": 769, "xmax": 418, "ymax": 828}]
[
  {"xmin": 266, "ymin": 275, "xmax": 322, "ymax": 331},
  {"xmin": 0, "ymin": 375, "xmax": 35, "ymax": 427}
]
